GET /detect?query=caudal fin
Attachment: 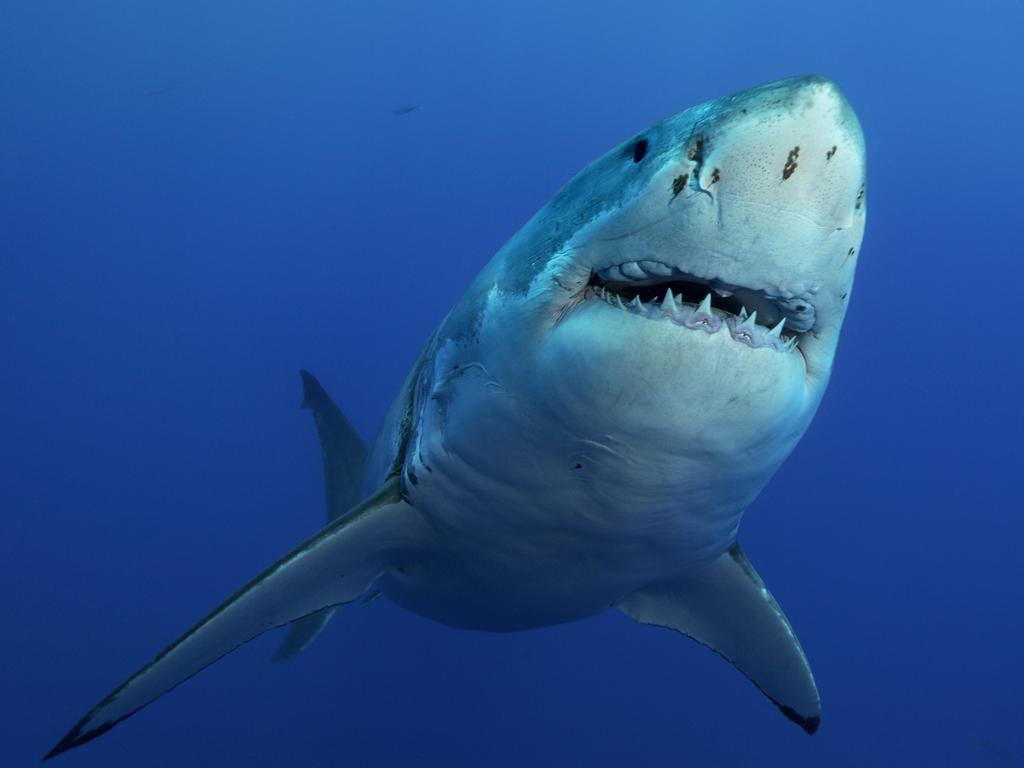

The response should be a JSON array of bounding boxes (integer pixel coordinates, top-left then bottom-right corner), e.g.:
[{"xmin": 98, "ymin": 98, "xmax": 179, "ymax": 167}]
[{"xmin": 44, "ymin": 478, "xmax": 424, "ymax": 761}]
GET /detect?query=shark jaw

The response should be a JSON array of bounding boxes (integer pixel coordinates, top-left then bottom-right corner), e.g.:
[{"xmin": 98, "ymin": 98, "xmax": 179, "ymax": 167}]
[{"xmin": 588, "ymin": 265, "xmax": 805, "ymax": 355}]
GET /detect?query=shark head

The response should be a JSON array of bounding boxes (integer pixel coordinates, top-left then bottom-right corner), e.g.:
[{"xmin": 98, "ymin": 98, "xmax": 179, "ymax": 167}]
[
  {"xmin": 534, "ymin": 75, "xmax": 865, "ymax": 380},
  {"xmin": 444, "ymin": 76, "xmax": 866, "ymax": 538}
]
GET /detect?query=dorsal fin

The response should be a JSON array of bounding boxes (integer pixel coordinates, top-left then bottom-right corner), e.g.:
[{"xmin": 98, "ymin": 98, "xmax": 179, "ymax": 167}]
[
  {"xmin": 299, "ymin": 369, "xmax": 367, "ymax": 523},
  {"xmin": 273, "ymin": 371, "xmax": 369, "ymax": 661}
]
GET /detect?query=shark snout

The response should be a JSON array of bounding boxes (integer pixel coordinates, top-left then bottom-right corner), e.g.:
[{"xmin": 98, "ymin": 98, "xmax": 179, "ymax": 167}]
[{"xmin": 692, "ymin": 76, "xmax": 866, "ymax": 229}]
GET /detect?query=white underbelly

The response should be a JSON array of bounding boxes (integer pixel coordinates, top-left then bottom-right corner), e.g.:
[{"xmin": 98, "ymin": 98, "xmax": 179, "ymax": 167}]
[{"xmin": 381, "ymin": 372, "xmax": 756, "ymax": 631}]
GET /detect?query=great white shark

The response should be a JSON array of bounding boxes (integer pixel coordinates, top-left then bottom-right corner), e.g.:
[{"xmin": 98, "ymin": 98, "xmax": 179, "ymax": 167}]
[{"xmin": 46, "ymin": 75, "xmax": 866, "ymax": 759}]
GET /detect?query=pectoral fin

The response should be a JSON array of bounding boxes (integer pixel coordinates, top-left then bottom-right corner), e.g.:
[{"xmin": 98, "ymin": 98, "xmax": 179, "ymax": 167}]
[
  {"xmin": 45, "ymin": 476, "xmax": 423, "ymax": 760},
  {"xmin": 618, "ymin": 543, "xmax": 820, "ymax": 734}
]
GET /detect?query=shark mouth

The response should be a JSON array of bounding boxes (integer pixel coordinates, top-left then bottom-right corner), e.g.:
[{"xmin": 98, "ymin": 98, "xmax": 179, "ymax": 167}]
[{"xmin": 588, "ymin": 260, "xmax": 815, "ymax": 353}]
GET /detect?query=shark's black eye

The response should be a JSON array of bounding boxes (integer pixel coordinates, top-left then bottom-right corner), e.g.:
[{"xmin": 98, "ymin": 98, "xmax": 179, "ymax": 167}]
[{"xmin": 632, "ymin": 138, "xmax": 648, "ymax": 163}]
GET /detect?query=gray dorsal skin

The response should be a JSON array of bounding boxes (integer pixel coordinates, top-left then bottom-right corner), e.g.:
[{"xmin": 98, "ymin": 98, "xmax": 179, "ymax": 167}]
[
  {"xmin": 272, "ymin": 371, "xmax": 368, "ymax": 662},
  {"xmin": 46, "ymin": 76, "xmax": 866, "ymax": 759}
]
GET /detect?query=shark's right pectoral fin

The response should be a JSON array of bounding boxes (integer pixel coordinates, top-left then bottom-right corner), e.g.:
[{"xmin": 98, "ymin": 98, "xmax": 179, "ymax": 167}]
[
  {"xmin": 45, "ymin": 476, "xmax": 421, "ymax": 761},
  {"xmin": 618, "ymin": 543, "xmax": 820, "ymax": 734}
]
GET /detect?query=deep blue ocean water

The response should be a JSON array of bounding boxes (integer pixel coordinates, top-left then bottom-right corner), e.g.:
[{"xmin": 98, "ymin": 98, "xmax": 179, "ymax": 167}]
[{"xmin": 3, "ymin": 1, "xmax": 1022, "ymax": 766}]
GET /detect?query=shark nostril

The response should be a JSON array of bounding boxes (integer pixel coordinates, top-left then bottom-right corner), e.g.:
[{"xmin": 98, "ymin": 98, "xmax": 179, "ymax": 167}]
[{"xmin": 632, "ymin": 138, "xmax": 649, "ymax": 163}]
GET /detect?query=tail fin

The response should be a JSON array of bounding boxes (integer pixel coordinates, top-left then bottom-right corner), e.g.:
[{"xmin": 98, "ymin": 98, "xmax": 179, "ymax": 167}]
[
  {"xmin": 45, "ymin": 478, "xmax": 423, "ymax": 761},
  {"xmin": 272, "ymin": 371, "xmax": 369, "ymax": 661}
]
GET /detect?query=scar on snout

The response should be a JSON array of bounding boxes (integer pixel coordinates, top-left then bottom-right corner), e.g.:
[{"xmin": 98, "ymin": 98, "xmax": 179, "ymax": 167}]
[
  {"xmin": 710, "ymin": 168, "xmax": 721, "ymax": 185},
  {"xmin": 782, "ymin": 146, "xmax": 800, "ymax": 180},
  {"xmin": 855, "ymin": 185, "xmax": 865, "ymax": 209},
  {"xmin": 687, "ymin": 135, "xmax": 705, "ymax": 162},
  {"xmin": 826, "ymin": 145, "xmax": 837, "ymax": 161},
  {"xmin": 671, "ymin": 173, "xmax": 689, "ymax": 198}
]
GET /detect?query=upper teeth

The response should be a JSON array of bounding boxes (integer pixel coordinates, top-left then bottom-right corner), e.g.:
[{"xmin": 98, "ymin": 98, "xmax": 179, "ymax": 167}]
[
  {"xmin": 640, "ymin": 260, "xmax": 673, "ymax": 277},
  {"xmin": 619, "ymin": 262, "xmax": 647, "ymax": 280},
  {"xmin": 598, "ymin": 261, "xmax": 674, "ymax": 282}
]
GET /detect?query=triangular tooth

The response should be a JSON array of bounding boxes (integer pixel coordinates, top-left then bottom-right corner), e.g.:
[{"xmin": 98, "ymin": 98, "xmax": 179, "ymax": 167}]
[
  {"xmin": 785, "ymin": 336, "xmax": 797, "ymax": 351},
  {"xmin": 660, "ymin": 288, "xmax": 677, "ymax": 316},
  {"xmin": 740, "ymin": 310, "xmax": 758, "ymax": 330},
  {"xmin": 630, "ymin": 295, "xmax": 644, "ymax": 312},
  {"xmin": 621, "ymin": 262, "xmax": 646, "ymax": 279},
  {"xmin": 640, "ymin": 260, "xmax": 673, "ymax": 277},
  {"xmin": 697, "ymin": 293, "xmax": 713, "ymax": 315},
  {"xmin": 615, "ymin": 295, "xmax": 627, "ymax": 310},
  {"xmin": 769, "ymin": 318, "xmax": 786, "ymax": 338},
  {"xmin": 739, "ymin": 307, "xmax": 748, "ymax": 320}
]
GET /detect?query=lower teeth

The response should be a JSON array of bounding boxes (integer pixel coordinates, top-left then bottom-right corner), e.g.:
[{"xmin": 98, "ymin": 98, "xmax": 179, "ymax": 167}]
[{"xmin": 595, "ymin": 288, "xmax": 796, "ymax": 352}]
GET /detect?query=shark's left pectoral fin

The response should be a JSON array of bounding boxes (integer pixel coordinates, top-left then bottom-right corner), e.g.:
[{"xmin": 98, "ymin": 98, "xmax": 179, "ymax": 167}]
[
  {"xmin": 45, "ymin": 477, "xmax": 423, "ymax": 761},
  {"xmin": 618, "ymin": 543, "xmax": 820, "ymax": 734}
]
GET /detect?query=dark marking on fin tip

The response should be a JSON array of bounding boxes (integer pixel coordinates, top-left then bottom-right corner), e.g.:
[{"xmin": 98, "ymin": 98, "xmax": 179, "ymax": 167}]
[
  {"xmin": 44, "ymin": 717, "xmax": 120, "ymax": 761},
  {"xmin": 777, "ymin": 703, "xmax": 820, "ymax": 735}
]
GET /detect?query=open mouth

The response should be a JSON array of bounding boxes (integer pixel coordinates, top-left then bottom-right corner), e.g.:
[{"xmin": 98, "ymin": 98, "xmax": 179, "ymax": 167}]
[{"xmin": 588, "ymin": 260, "xmax": 814, "ymax": 354}]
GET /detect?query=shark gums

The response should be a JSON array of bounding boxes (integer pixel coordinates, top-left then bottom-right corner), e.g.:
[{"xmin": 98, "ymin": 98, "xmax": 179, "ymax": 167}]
[{"xmin": 47, "ymin": 75, "xmax": 866, "ymax": 759}]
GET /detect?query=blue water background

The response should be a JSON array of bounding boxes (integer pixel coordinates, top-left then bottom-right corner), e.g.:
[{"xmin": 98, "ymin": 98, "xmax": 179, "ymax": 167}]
[{"xmin": 2, "ymin": 1, "xmax": 1022, "ymax": 765}]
